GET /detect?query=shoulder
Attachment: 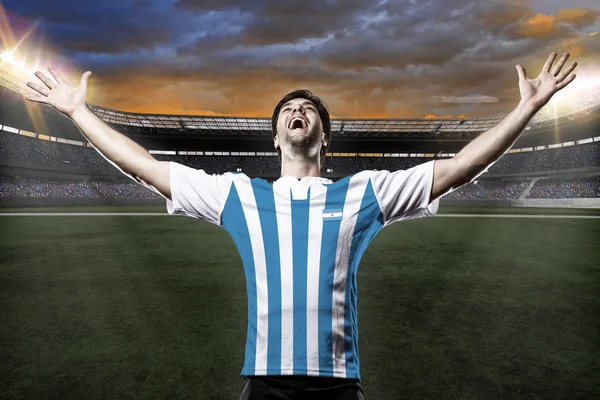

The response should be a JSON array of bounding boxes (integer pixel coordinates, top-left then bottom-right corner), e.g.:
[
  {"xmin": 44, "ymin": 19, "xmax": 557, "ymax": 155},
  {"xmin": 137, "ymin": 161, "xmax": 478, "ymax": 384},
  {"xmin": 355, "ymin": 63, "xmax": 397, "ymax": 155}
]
[
  {"xmin": 224, "ymin": 173, "xmax": 274, "ymax": 191},
  {"xmin": 350, "ymin": 169, "xmax": 391, "ymax": 184}
]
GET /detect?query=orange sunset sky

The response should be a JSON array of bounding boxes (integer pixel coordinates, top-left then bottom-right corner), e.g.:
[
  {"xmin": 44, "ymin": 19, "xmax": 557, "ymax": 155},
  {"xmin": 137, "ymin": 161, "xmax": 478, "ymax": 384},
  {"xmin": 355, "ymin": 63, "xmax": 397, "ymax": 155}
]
[{"xmin": 3, "ymin": 0, "xmax": 600, "ymax": 119}]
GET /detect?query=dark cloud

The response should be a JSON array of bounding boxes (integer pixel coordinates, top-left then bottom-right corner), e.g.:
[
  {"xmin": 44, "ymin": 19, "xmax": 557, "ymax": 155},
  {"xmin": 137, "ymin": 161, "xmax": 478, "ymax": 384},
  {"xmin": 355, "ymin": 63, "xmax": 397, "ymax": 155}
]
[
  {"xmin": 176, "ymin": 0, "xmax": 373, "ymax": 54},
  {"xmin": 174, "ymin": 0, "xmax": 252, "ymax": 12},
  {"xmin": 4, "ymin": 0, "xmax": 599, "ymax": 118},
  {"xmin": 4, "ymin": 0, "xmax": 173, "ymax": 55}
]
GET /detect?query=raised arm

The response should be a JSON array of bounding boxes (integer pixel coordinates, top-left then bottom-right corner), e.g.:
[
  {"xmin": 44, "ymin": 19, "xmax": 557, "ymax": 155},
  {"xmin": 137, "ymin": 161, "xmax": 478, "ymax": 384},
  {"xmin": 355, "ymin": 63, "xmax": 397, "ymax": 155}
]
[
  {"xmin": 430, "ymin": 52, "xmax": 578, "ymax": 201},
  {"xmin": 25, "ymin": 68, "xmax": 171, "ymax": 200}
]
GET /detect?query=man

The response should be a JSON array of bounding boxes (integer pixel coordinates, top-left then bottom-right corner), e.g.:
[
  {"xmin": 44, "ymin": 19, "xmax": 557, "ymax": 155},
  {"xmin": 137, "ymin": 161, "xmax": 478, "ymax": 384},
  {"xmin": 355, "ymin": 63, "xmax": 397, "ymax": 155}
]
[{"xmin": 26, "ymin": 52, "xmax": 577, "ymax": 399}]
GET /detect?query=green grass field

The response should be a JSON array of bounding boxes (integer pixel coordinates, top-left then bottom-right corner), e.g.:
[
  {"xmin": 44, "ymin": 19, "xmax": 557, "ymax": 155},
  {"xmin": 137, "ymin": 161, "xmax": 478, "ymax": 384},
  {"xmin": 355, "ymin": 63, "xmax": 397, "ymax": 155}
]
[{"xmin": 1, "ymin": 205, "xmax": 599, "ymax": 399}]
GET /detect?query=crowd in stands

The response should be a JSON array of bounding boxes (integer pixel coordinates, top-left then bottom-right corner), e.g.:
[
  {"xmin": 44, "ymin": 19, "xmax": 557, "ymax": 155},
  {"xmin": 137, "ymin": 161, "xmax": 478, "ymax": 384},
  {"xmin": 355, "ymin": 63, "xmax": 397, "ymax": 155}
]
[
  {"xmin": 3, "ymin": 132, "xmax": 599, "ymax": 177},
  {"xmin": 527, "ymin": 176, "xmax": 600, "ymax": 199},
  {"xmin": 60, "ymin": 143, "xmax": 115, "ymax": 173},
  {"xmin": 1, "ymin": 131, "xmax": 66, "ymax": 168},
  {"xmin": 0, "ymin": 173, "xmax": 98, "ymax": 198},
  {"xmin": 2, "ymin": 171, "xmax": 598, "ymax": 200},
  {"xmin": 0, "ymin": 132, "xmax": 112, "ymax": 172},
  {"xmin": 2, "ymin": 131, "xmax": 600, "ymax": 201},
  {"xmin": 477, "ymin": 180, "xmax": 531, "ymax": 199},
  {"xmin": 91, "ymin": 180, "xmax": 163, "ymax": 199},
  {"xmin": 488, "ymin": 142, "xmax": 600, "ymax": 174},
  {"xmin": 0, "ymin": 173, "xmax": 162, "ymax": 199},
  {"xmin": 437, "ymin": 183, "xmax": 489, "ymax": 200},
  {"xmin": 442, "ymin": 180, "xmax": 531, "ymax": 200}
]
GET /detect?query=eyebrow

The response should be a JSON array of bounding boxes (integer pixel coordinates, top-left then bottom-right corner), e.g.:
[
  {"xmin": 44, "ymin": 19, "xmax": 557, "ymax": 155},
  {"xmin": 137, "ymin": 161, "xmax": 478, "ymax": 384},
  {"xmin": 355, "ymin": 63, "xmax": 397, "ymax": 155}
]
[{"xmin": 282, "ymin": 101, "xmax": 315, "ymax": 108}]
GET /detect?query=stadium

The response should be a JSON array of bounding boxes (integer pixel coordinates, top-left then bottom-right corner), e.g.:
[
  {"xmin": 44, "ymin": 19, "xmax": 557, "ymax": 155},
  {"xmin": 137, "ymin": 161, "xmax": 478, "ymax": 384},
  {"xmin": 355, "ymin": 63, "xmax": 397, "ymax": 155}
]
[
  {"xmin": 2, "ymin": 62, "xmax": 600, "ymax": 207},
  {"xmin": 1, "ymin": 52, "xmax": 600, "ymax": 399}
]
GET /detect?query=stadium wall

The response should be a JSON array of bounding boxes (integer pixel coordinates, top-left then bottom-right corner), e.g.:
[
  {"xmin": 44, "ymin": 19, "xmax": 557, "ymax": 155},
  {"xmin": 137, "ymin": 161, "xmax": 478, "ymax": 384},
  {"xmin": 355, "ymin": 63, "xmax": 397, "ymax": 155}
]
[
  {"xmin": 443, "ymin": 199, "xmax": 600, "ymax": 208},
  {"xmin": 510, "ymin": 198, "xmax": 600, "ymax": 208}
]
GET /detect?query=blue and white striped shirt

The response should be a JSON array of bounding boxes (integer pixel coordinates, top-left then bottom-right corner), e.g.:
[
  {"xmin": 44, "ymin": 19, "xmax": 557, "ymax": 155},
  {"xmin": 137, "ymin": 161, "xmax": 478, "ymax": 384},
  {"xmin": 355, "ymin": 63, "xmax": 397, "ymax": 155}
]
[{"xmin": 166, "ymin": 161, "xmax": 439, "ymax": 380}]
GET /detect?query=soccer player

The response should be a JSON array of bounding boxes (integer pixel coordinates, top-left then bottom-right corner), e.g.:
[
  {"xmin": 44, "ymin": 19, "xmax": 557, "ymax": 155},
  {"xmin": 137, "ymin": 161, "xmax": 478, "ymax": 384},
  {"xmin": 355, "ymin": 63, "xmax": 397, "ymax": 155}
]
[{"xmin": 26, "ymin": 52, "xmax": 576, "ymax": 399}]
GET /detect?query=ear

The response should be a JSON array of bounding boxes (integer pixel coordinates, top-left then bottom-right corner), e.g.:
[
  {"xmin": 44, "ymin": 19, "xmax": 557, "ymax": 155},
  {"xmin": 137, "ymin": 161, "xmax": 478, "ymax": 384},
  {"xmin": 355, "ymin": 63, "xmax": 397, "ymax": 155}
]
[
  {"xmin": 322, "ymin": 133, "xmax": 328, "ymax": 147},
  {"xmin": 274, "ymin": 134, "xmax": 279, "ymax": 150}
]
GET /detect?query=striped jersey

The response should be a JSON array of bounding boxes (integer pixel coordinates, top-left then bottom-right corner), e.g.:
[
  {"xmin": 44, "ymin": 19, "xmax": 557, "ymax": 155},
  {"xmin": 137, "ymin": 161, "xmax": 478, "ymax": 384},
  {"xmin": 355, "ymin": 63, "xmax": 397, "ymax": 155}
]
[{"xmin": 166, "ymin": 160, "xmax": 440, "ymax": 380}]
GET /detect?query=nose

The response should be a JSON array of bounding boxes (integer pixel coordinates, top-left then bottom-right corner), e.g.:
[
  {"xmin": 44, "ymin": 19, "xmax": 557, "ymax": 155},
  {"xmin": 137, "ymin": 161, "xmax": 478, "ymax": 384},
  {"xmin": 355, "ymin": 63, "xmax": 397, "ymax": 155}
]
[{"xmin": 292, "ymin": 105, "xmax": 305, "ymax": 114}]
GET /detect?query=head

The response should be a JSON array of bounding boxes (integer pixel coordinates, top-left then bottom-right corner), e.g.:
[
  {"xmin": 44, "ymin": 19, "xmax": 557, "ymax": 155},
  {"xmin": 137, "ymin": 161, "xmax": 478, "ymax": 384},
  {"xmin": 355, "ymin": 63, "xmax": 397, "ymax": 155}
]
[{"xmin": 271, "ymin": 89, "xmax": 331, "ymax": 166}]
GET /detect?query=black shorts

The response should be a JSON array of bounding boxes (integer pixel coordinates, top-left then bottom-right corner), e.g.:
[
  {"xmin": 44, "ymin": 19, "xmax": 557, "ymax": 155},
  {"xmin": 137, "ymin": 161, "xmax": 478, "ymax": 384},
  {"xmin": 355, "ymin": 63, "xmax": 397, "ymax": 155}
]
[{"xmin": 239, "ymin": 375, "xmax": 365, "ymax": 400}]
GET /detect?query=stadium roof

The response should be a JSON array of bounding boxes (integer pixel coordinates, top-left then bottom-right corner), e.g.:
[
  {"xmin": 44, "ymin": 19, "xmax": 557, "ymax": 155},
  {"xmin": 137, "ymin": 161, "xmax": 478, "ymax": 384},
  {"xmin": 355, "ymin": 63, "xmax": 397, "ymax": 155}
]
[
  {"xmin": 88, "ymin": 103, "xmax": 506, "ymax": 137},
  {"xmin": 86, "ymin": 99, "xmax": 599, "ymax": 137},
  {"xmin": 44, "ymin": 91, "xmax": 600, "ymax": 138},
  {"xmin": 2, "ymin": 64, "xmax": 600, "ymax": 138}
]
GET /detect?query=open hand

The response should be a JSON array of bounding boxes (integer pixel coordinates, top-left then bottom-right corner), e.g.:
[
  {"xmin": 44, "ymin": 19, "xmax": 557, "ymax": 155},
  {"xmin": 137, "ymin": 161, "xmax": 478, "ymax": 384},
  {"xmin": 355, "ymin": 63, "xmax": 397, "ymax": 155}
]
[
  {"xmin": 26, "ymin": 67, "xmax": 92, "ymax": 118},
  {"xmin": 516, "ymin": 52, "xmax": 577, "ymax": 111}
]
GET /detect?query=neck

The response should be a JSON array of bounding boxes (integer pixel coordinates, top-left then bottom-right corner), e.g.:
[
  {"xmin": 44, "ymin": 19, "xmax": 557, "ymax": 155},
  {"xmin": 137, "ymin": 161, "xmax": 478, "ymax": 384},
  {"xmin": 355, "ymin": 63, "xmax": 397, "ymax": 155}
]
[{"xmin": 280, "ymin": 154, "xmax": 321, "ymax": 179}]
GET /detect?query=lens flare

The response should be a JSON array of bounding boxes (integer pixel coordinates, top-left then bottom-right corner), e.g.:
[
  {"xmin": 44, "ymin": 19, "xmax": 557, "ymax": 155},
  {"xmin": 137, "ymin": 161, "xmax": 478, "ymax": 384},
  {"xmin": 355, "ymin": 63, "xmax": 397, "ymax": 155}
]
[{"xmin": 539, "ymin": 63, "xmax": 600, "ymax": 119}]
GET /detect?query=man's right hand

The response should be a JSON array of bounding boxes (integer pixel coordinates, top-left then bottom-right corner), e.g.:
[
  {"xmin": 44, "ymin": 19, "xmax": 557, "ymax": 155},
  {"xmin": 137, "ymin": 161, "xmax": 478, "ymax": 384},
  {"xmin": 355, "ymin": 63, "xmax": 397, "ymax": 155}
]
[
  {"xmin": 25, "ymin": 66, "xmax": 172, "ymax": 200},
  {"xmin": 26, "ymin": 67, "xmax": 91, "ymax": 118}
]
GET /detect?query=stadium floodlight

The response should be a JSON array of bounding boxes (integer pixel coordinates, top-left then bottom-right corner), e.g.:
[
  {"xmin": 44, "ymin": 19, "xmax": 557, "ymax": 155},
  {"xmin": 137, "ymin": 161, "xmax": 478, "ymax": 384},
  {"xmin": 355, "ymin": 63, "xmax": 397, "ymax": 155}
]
[
  {"xmin": 0, "ymin": 48, "xmax": 39, "ymax": 78},
  {"xmin": 0, "ymin": 50, "xmax": 14, "ymax": 62}
]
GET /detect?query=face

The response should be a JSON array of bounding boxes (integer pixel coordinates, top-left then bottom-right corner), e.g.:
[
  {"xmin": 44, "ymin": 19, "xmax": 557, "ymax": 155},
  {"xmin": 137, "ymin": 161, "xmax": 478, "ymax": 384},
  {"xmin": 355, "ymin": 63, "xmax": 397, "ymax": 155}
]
[{"xmin": 274, "ymin": 98, "xmax": 327, "ymax": 159}]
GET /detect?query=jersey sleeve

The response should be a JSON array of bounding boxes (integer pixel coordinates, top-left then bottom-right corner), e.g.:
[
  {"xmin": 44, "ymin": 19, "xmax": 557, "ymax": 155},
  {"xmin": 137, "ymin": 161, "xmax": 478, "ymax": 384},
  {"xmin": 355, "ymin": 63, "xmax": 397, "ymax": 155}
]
[
  {"xmin": 370, "ymin": 160, "xmax": 440, "ymax": 226},
  {"xmin": 166, "ymin": 161, "xmax": 233, "ymax": 226}
]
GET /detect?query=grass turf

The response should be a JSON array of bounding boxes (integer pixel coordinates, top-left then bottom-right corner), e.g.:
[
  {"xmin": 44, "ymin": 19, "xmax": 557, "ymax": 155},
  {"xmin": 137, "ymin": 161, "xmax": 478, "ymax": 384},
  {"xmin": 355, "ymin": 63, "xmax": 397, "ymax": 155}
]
[{"xmin": 0, "ymin": 206, "xmax": 598, "ymax": 399}]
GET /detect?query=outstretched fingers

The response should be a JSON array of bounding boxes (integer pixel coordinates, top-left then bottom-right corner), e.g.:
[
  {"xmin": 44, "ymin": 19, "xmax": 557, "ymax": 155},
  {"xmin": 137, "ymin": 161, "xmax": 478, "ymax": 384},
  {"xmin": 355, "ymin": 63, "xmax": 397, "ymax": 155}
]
[
  {"xmin": 48, "ymin": 67, "xmax": 66, "ymax": 85},
  {"xmin": 34, "ymin": 71, "xmax": 55, "ymax": 89},
  {"xmin": 551, "ymin": 53, "xmax": 570, "ymax": 77},
  {"xmin": 542, "ymin": 52, "xmax": 557, "ymax": 73},
  {"xmin": 25, "ymin": 81, "xmax": 49, "ymax": 103},
  {"xmin": 556, "ymin": 61, "xmax": 577, "ymax": 83},
  {"xmin": 26, "ymin": 81, "xmax": 49, "ymax": 96},
  {"xmin": 26, "ymin": 94, "xmax": 49, "ymax": 104},
  {"xmin": 557, "ymin": 73, "xmax": 576, "ymax": 91}
]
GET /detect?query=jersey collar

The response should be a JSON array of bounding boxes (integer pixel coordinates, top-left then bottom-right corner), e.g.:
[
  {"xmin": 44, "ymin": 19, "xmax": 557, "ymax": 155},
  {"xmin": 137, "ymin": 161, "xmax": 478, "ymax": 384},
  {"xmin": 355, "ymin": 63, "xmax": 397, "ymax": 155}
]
[{"xmin": 277, "ymin": 175, "xmax": 332, "ymax": 184}]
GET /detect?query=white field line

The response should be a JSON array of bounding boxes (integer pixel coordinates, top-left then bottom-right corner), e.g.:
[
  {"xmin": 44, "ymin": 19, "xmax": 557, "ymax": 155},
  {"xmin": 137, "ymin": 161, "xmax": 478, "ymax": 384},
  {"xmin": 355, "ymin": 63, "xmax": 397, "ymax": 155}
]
[
  {"xmin": 0, "ymin": 213, "xmax": 599, "ymax": 219},
  {"xmin": 434, "ymin": 214, "xmax": 600, "ymax": 219},
  {"xmin": 0, "ymin": 213, "xmax": 167, "ymax": 216}
]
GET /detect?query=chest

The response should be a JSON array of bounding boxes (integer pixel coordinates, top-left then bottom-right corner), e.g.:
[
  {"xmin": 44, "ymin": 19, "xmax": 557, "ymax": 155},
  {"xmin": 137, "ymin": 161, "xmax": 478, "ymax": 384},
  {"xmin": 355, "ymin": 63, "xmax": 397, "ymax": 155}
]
[{"xmin": 232, "ymin": 178, "xmax": 374, "ymax": 245}]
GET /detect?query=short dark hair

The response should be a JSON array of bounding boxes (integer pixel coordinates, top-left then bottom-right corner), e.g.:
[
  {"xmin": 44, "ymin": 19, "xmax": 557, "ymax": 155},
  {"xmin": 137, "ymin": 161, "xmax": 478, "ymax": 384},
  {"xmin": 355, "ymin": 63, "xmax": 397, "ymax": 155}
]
[{"xmin": 271, "ymin": 89, "xmax": 331, "ymax": 164}]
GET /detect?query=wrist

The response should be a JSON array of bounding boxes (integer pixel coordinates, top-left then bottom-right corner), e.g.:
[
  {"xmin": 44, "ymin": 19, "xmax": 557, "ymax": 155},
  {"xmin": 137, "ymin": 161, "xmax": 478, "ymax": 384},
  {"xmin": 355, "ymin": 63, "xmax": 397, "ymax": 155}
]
[
  {"xmin": 517, "ymin": 98, "xmax": 540, "ymax": 117},
  {"xmin": 70, "ymin": 104, "xmax": 90, "ymax": 121}
]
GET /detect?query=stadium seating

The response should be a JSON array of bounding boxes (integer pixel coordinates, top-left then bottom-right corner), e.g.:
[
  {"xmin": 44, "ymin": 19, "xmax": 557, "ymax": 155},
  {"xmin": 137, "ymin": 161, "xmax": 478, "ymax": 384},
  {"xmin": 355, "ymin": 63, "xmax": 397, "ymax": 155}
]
[
  {"xmin": 1, "ymin": 131, "xmax": 599, "ymax": 200},
  {"xmin": 3, "ymin": 132, "xmax": 599, "ymax": 177},
  {"xmin": 90, "ymin": 180, "xmax": 163, "ymax": 199},
  {"xmin": 487, "ymin": 142, "xmax": 600, "ymax": 174},
  {"xmin": 527, "ymin": 175, "xmax": 600, "ymax": 199},
  {"xmin": 0, "ymin": 173, "xmax": 99, "ymax": 198}
]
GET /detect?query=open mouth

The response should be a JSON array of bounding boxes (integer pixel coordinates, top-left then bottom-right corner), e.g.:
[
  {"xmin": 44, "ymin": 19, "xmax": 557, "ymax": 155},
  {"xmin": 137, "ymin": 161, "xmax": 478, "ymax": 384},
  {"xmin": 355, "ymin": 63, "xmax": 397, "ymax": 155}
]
[{"xmin": 288, "ymin": 117, "xmax": 308, "ymax": 130}]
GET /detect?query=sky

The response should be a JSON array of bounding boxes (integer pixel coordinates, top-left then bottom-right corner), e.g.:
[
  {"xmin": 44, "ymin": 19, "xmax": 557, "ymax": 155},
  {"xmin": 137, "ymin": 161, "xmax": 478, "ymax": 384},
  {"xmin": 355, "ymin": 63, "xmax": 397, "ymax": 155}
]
[{"xmin": 3, "ymin": 0, "xmax": 600, "ymax": 118}]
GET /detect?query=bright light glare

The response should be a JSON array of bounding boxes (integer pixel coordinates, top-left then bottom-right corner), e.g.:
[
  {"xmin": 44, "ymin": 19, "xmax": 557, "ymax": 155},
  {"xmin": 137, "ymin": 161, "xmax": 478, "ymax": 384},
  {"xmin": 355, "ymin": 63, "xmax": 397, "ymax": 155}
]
[
  {"xmin": 538, "ymin": 64, "xmax": 600, "ymax": 119},
  {"xmin": 0, "ymin": 50, "xmax": 14, "ymax": 61},
  {"xmin": 0, "ymin": 47, "xmax": 40, "ymax": 76}
]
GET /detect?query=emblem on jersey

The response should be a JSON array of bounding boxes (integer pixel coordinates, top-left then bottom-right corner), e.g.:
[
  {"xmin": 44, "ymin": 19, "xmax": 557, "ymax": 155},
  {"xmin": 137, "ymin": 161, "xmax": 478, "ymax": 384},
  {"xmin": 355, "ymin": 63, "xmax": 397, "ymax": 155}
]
[{"xmin": 322, "ymin": 208, "xmax": 343, "ymax": 221}]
